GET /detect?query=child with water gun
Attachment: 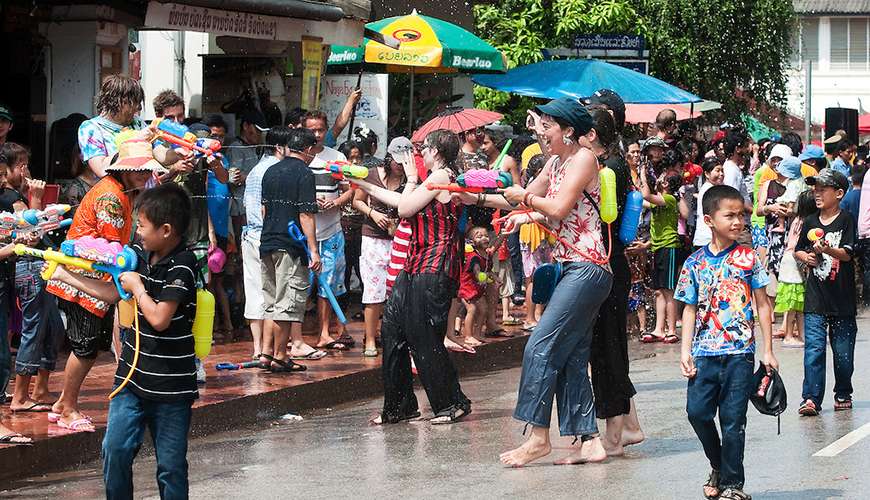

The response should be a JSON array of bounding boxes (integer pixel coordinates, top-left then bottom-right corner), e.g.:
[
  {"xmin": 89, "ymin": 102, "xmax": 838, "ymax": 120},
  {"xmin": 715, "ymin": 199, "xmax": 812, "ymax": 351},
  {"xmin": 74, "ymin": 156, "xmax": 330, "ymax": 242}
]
[
  {"xmin": 47, "ymin": 138, "xmax": 164, "ymax": 432},
  {"xmin": 47, "ymin": 183, "xmax": 199, "ymax": 498}
]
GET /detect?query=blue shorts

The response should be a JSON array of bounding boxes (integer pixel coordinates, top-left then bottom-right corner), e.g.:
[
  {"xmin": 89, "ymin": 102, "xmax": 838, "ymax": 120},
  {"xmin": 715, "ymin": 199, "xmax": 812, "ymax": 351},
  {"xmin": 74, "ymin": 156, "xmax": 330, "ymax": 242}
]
[
  {"xmin": 310, "ymin": 230, "xmax": 347, "ymax": 299},
  {"xmin": 751, "ymin": 225, "xmax": 769, "ymax": 249}
]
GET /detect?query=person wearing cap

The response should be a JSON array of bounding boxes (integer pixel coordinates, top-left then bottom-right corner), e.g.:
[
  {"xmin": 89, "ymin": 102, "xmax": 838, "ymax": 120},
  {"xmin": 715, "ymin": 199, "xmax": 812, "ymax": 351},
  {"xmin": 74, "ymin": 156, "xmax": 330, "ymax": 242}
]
[
  {"xmin": 462, "ymin": 97, "xmax": 612, "ymax": 465},
  {"xmin": 798, "ymin": 144, "xmax": 827, "ymax": 173},
  {"xmin": 351, "ymin": 137, "xmax": 409, "ymax": 357},
  {"xmin": 46, "ymin": 139, "xmax": 161, "ymax": 432},
  {"xmin": 226, "ymin": 107, "xmax": 268, "ymax": 233},
  {"xmin": 0, "ymin": 103, "xmax": 13, "ymax": 146},
  {"xmin": 795, "ymin": 168, "xmax": 858, "ymax": 416}
]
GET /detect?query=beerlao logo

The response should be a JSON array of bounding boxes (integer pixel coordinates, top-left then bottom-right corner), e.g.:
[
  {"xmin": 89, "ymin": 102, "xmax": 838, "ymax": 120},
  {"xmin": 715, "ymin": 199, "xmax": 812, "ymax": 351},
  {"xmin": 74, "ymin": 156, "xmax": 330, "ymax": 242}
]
[{"xmin": 392, "ymin": 29, "xmax": 422, "ymax": 42}]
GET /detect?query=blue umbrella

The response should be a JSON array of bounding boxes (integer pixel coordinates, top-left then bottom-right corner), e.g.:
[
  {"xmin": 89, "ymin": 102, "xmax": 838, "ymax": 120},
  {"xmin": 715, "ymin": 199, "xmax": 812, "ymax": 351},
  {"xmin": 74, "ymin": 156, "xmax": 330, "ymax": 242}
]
[{"xmin": 473, "ymin": 59, "xmax": 702, "ymax": 104}]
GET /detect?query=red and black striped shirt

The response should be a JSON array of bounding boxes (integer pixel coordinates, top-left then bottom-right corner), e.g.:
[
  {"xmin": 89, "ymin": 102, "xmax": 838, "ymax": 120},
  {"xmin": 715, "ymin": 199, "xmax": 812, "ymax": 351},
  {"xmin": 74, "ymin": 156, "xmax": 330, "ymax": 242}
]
[{"xmin": 404, "ymin": 197, "xmax": 462, "ymax": 281}]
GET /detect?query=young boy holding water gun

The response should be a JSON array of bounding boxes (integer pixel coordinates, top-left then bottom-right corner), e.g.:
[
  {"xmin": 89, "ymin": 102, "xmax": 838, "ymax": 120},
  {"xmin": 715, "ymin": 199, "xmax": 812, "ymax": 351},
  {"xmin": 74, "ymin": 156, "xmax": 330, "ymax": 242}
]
[
  {"xmin": 795, "ymin": 169, "xmax": 858, "ymax": 416},
  {"xmin": 48, "ymin": 183, "xmax": 198, "ymax": 498},
  {"xmin": 47, "ymin": 138, "xmax": 162, "ymax": 432}
]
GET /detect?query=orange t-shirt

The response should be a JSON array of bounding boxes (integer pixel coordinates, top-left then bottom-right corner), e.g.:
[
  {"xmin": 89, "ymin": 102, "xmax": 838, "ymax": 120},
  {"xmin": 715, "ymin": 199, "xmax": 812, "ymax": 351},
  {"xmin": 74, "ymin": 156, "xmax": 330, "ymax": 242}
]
[{"xmin": 46, "ymin": 176, "xmax": 133, "ymax": 317}]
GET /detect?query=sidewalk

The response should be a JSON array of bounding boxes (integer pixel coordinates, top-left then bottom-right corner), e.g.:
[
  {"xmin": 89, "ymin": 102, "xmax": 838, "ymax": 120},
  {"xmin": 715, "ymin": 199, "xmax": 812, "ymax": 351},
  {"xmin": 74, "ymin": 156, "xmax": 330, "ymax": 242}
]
[{"xmin": 0, "ymin": 316, "xmax": 529, "ymax": 482}]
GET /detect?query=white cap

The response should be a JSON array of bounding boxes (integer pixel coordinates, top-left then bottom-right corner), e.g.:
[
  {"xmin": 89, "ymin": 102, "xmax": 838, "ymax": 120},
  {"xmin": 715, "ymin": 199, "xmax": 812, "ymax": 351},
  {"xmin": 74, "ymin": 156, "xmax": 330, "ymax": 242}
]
[{"xmin": 769, "ymin": 143, "xmax": 793, "ymax": 161}]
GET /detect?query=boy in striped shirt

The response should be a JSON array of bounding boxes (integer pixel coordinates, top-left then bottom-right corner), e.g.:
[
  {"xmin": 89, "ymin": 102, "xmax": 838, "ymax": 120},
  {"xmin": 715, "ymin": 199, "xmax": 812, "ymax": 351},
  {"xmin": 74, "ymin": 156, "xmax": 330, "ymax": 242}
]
[{"xmin": 50, "ymin": 183, "xmax": 198, "ymax": 499}]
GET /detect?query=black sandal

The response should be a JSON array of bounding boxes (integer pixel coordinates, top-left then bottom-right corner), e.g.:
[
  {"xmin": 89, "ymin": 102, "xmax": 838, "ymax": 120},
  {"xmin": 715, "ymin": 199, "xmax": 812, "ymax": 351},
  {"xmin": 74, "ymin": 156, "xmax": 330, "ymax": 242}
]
[
  {"xmin": 260, "ymin": 354, "xmax": 307, "ymax": 373},
  {"xmin": 718, "ymin": 487, "xmax": 751, "ymax": 500},
  {"xmin": 369, "ymin": 411, "xmax": 422, "ymax": 425},
  {"xmin": 430, "ymin": 404, "xmax": 471, "ymax": 425},
  {"xmin": 704, "ymin": 469, "xmax": 720, "ymax": 499}
]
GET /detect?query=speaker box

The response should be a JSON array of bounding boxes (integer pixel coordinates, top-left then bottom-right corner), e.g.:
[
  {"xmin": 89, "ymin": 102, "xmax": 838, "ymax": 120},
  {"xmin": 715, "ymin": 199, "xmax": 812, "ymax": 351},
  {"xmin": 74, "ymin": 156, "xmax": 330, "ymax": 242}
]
[{"xmin": 825, "ymin": 107, "xmax": 858, "ymax": 145}]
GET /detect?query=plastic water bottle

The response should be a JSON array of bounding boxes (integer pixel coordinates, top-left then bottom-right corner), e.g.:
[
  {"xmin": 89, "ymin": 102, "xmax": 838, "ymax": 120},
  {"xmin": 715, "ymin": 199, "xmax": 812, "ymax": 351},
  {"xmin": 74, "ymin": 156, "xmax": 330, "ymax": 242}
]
[
  {"xmin": 192, "ymin": 288, "xmax": 215, "ymax": 358},
  {"xmin": 619, "ymin": 190, "xmax": 644, "ymax": 245}
]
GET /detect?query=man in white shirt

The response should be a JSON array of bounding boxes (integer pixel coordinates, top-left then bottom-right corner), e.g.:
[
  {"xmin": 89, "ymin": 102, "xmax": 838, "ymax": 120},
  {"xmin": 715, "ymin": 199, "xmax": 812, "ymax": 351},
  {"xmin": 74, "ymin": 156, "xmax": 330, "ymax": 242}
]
[{"xmin": 304, "ymin": 111, "xmax": 356, "ymax": 353}]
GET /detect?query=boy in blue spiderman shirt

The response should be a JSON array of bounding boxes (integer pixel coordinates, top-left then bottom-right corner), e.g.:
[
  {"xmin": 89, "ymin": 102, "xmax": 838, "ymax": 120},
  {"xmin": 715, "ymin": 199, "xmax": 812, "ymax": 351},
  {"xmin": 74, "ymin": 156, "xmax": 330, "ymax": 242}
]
[{"xmin": 675, "ymin": 185, "xmax": 778, "ymax": 500}]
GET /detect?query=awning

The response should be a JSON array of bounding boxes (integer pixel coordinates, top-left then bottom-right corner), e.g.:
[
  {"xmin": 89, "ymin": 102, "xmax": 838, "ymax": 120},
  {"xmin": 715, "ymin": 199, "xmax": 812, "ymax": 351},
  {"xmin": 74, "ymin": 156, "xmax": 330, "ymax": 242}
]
[
  {"xmin": 144, "ymin": 1, "xmax": 366, "ymax": 45},
  {"xmin": 160, "ymin": 0, "xmax": 346, "ymax": 22}
]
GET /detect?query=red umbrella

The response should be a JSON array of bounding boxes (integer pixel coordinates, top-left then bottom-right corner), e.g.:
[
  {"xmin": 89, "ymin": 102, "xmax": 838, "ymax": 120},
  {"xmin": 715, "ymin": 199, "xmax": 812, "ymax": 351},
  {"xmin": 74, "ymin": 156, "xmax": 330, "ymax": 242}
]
[{"xmin": 412, "ymin": 107, "xmax": 503, "ymax": 142}]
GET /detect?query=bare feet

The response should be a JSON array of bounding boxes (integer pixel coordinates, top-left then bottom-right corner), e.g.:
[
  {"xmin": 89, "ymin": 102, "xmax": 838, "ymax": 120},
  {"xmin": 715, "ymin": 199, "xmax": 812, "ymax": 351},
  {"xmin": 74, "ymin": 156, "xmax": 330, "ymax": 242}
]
[
  {"xmin": 782, "ymin": 338, "xmax": 804, "ymax": 348},
  {"xmin": 0, "ymin": 424, "xmax": 32, "ymax": 445},
  {"xmin": 553, "ymin": 437, "xmax": 607, "ymax": 465},
  {"xmin": 9, "ymin": 400, "xmax": 52, "ymax": 412},
  {"xmin": 30, "ymin": 390, "xmax": 56, "ymax": 404},
  {"xmin": 500, "ymin": 437, "xmax": 552, "ymax": 467},
  {"xmin": 601, "ymin": 435, "xmax": 624, "ymax": 457},
  {"xmin": 621, "ymin": 429, "xmax": 645, "ymax": 447}
]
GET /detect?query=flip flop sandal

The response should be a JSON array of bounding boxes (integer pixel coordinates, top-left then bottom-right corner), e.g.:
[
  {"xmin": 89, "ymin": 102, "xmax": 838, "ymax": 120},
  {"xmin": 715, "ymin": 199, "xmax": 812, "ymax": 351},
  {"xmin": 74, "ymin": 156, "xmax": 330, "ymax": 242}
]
[
  {"xmin": 718, "ymin": 488, "xmax": 752, "ymax": 500},
  {"xmin": 834, "ymin": 398, "xmax": 853, "ymax": 411},
  {"xmin": 336, "ymin": 334, "xmax": 356, "ymax": 347},
  {"xmin": 430, "ymin": 405, "xmax": 471, "ymax": 425},
  {"xmin": 48, "ymin": 412, "xmax": 93, "ymax": 423},
  {"xmin": 640, "ymin": 333, "xmax": 663, "ymax": 343},
  {"xmin": 0, "ymin": 433, "xmax": 33, "ymax": 446},
  {"xmin": 362, "ymin": 348, "xmax": 379, "ymax": 357},
  {"xmin": 662, "ymin": 334, "xmax": 680, "ymax": 344},
  {"xmin": 290, "ymin": 350, "xmax": 327, "ymax": 360},
  {"xmin": 57, "ymin": 418, "xmax": 96, "ymax": 433},
  {"xmin": 369, "ymin": 411, "xmax": 422, "ymax": 425},
  {"xmin": 269, "ymin": 358, "xmax": 307, "ymax": 373},
  {"xmin": 446, "ymin": 343, "xmax": 476, "ymax": 354},
  {"xmin": 318, "ymin": 341, "xmax": 349, "ymax": 351},
  {"xmin": 501, "ymin": 318, "xmax": 522, "ymax": 326},
  {"xmin": 703, "ymin": 469, "xmax": 720, "ymax": 499},
  {"xmin": 485, "ymin": 329, "xmax": 514, "ymax": 338},
  {"xmin": 522, "ymin": 323, "xmax": 538, "ymax": 331},
  {"xmin": 12, "ymin": 402, "xmax": 52, "ymax": 413}
]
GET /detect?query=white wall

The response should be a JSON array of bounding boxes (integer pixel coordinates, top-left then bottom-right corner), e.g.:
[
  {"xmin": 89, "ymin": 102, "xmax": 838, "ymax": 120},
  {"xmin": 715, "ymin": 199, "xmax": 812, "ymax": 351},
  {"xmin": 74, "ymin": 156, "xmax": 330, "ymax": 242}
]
[
  {"xmin": 44, "ymin": 22, "xmax": 99, "ymax": 122},
  {"xmin": 787, "ymin": 15, "xmax": 870, "ymax": 125},
  {"xmin": 139, "ymin": 31, "xmax": 209, "ymax": 120}
]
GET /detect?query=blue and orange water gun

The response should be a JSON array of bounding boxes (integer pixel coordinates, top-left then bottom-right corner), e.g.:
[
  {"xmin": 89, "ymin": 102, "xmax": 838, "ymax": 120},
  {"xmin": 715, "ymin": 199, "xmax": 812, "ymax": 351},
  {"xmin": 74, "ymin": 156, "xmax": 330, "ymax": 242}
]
[{"xmin": 151, "ymin": 118, "xmax": 222, "ymax": 158}]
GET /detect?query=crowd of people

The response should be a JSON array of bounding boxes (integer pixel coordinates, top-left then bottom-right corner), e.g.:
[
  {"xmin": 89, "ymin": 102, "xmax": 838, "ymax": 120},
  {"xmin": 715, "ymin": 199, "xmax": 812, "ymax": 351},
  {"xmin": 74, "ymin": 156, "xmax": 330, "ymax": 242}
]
[{"xmin": 0, "ymin": 74, "xmax": 868, "ymax": 500}]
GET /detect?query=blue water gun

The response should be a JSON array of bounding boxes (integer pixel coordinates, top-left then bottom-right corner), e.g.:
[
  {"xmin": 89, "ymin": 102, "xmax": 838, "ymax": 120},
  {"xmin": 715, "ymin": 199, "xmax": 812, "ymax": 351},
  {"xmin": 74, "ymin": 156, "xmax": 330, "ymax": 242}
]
[
  {"xmin": 287, "ymin": 220, "xmax": 347, "ymax": 324},
  {"xmin": 152, "ymin": 118, "xmax": 222, "ymax": 157}
]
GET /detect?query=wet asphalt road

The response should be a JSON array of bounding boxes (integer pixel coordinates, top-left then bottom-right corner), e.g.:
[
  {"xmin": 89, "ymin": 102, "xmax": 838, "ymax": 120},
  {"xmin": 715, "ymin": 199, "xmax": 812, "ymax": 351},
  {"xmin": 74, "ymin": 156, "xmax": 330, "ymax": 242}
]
[{"xmin": 5, "ymin": 314, "xmax": 870, "ymax": 499}]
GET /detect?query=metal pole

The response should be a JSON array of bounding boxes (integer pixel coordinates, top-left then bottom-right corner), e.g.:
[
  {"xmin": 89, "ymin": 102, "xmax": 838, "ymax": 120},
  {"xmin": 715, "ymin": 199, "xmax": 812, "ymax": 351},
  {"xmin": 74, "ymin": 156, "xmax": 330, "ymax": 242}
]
[
  {"xmin": 805, "ymin": 62, "xmax": 812, "ymax": 143},
  {"xmin": 409, "ymin": 71, "xmax": 415, "ymax": 136}
]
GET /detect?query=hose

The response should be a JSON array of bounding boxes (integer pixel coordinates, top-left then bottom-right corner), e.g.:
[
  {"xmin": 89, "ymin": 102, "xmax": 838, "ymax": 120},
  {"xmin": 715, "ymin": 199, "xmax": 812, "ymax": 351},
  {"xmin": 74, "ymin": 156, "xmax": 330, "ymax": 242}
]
[{"xmin": 108, "ymin": 300, "xmax": 139, "ymax": 399}]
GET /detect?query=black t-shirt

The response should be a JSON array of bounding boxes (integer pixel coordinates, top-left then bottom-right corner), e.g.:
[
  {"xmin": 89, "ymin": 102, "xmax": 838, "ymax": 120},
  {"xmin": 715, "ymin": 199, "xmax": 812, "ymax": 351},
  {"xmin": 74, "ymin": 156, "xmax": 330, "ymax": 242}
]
[
  {"xmin": 259, "ymin": 158, "xmax": 318, "ymax": 259},
  {"xmin": 602, "ymin": 154, "xmax": 630, "ymax": 255},
  {"xmin": 0, "ymin": 187, "xmax": 26, "ymax": 212},
  {"xmin": 117, "ymin": 243, "xmax": 199, "ymax": 402},
  {"xmin": 796, "ymin": 211, "xmax": 856, "ymax": 316}
]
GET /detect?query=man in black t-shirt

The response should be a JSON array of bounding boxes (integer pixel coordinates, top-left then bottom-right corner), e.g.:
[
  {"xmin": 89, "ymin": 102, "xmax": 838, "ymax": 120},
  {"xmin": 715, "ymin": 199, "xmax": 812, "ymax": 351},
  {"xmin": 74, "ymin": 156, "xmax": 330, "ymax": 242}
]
[
  {"xmin": 795, "ymin": 169, "xmax": 858, "ymax": 416},
  {"xmin": 259, "ymin": 128, "xmax": 323, "ymax": 371}
]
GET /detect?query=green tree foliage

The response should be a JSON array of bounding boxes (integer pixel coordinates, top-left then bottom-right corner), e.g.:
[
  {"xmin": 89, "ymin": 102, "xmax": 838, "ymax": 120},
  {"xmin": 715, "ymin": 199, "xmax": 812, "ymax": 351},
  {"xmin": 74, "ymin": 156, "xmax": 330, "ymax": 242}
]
[
  {"xmin": 473, "ymin": 0, "xmax": 644, "ymax": 125},
  {"xmin": 473, "ymin": 0, "xmax": 795, "ymax": 125},
  {"xmin": 637, "ymin": 0, "xmax": 795, "ymax": 118}
]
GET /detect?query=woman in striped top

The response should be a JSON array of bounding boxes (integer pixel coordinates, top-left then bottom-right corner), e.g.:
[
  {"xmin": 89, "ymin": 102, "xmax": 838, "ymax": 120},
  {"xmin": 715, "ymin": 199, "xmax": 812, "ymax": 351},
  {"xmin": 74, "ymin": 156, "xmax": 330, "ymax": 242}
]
[
  {"xmin": 353, "ymin": 130, "xmax": 470, "ymax": 425},
  {"xmin": 456, "ymin": 98, "xmax": 614, "ymax": 466}
]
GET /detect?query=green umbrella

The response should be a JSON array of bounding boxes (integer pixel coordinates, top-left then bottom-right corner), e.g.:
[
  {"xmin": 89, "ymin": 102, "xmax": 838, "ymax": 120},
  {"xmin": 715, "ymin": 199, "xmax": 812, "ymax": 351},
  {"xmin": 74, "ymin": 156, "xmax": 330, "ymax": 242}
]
[{"xmin": 327, "ymin": 10, "xmax": 507, "ymax": 133}]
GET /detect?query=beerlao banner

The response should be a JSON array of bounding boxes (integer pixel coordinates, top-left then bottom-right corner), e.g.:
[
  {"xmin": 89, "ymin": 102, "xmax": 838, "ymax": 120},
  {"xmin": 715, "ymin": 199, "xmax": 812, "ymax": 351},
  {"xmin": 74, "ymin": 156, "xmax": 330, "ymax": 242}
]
[{"xmin": 301, "ymin": 38, "xmax": 324, "ymax": 110}]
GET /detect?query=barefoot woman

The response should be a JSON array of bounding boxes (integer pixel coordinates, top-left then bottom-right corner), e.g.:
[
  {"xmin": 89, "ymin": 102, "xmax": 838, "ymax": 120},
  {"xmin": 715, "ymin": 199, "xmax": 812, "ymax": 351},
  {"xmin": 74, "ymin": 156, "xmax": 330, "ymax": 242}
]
[{"xmin": 464, "ymin": 98, "xmax": 614, "ymax": 465}]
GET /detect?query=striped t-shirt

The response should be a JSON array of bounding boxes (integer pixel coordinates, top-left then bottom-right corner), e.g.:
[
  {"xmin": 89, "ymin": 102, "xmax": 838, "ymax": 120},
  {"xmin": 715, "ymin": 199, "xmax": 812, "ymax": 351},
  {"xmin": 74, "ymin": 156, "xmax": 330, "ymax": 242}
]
[
  {"xmin": 115, "ymin": 243, "xmax": 199, "ymax": 402},
  {"xmin": 308, "ymin": 146, "xmax": 347, "ymax": 241}
]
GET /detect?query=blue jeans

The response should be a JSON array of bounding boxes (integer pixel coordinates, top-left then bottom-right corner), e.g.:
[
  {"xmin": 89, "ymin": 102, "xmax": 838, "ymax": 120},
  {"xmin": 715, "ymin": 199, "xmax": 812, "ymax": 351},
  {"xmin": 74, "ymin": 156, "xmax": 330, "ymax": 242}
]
[
  {"xmin": 103, "ymin": 389, "xmax": 193, "ymax": 500},
  {"xmin": 507, "ymin": 232, "xmax": 524, "ymax": 296},
  {"xmin": 514, "ymin": 262, "xmax": 612, "ymax": 436},
  {"xmin": 14, "ymin": 259, "xmax": 62, "ymax": 375},
  {"xmin": 687, "ymin": 353, "xmax": 755, "ymax": 490},
  {"xmin": 0, "ymin": 277, "xmax": 11, "ymax": 394},
  {"xmin": 802, "ymin": 313, "xmax": 857, "ymax": 407}
]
